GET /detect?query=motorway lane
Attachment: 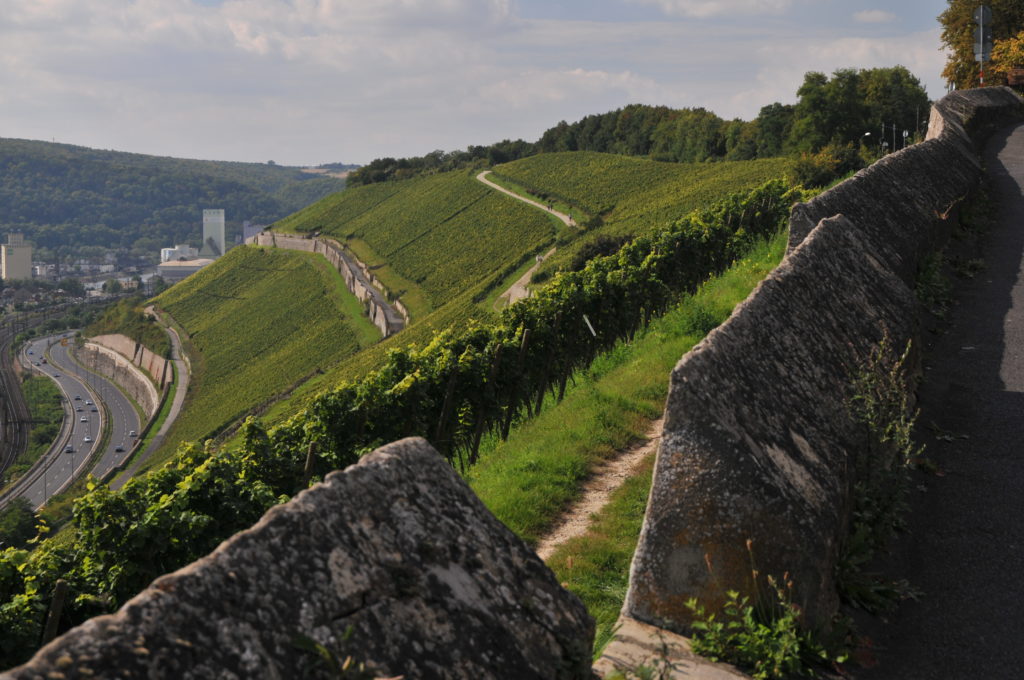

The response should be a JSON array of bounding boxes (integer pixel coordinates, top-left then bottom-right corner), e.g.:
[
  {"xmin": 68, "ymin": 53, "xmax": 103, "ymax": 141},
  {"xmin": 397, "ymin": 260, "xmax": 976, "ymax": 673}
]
[
  {"xmin": 47, "ymin": 342, "xmax": 140, "ymax": 479},
  {"xmin": 13, "ymin": 335, "xmax": 140, "ymax": 509}
]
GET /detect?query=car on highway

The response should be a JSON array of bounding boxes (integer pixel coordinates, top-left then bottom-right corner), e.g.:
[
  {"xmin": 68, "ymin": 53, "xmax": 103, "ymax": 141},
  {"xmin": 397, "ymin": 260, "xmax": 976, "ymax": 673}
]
[
  {"xmin": 27, "ymin": 350, "xmax": 33, "ymax": 355},
  {"xmin": 83, "ymin": 436, "xmax": 92, "ymax": 443},
  {"xmin": 91, "ymin": 407, "xmax": 98, "ymax": 412},
  {"xmin": 75, "ymin": 407, "xmax": 83, "ymax": 412},
  {"xmin": 64, "ymin": 445, "xmax": 73, "ymax": 453},
  {"xmin": 114, "ymin": 445, "xmax": 125, "ymax": 452},
  {"xmin": 79, "ymin": 417, "xmax": 88, "ymax": 423},
  {"xmin": 74, "ymin": 395, "xmax": 81, "ymax": 400},
  {"xmin": 129, "ymin": 430, "xmax": 137, "ymax": 437},
  {"xmin": 53, "ymin": 373, "xmax": 60, "ymax": 378},
  {"xmin": 33, "ymin": 362, "xmax": 39, "ymax": 366},
  {"xmin": 85, "ymin": 400, "xmax": 93, "ymax": 405}
]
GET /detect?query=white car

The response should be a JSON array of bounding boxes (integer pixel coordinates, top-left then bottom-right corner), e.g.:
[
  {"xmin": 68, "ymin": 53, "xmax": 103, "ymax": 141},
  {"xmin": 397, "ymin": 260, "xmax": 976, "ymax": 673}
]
[
  {"xmin": 79, "ymin": 417, "xmax": 88, "ymax": 423},
  {"xmin": 83, "ymin": 436, "xmax": 92, "ymax": 443}
]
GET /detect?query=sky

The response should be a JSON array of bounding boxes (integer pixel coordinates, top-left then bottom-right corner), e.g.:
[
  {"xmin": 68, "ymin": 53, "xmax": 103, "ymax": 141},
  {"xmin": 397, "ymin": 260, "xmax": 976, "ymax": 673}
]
[{"xmin": 0, "ymin": 0, "xmax": 953, "ymax": 166}]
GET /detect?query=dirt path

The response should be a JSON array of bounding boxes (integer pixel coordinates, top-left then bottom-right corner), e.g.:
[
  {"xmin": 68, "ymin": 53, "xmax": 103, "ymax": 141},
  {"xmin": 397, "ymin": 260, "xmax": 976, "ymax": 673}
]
[
  {"xmin": 855, "ymin": 123, "xmax": 1024, "ymax": 678},
  {"xmin": 475, "ymin": 170, "xmax": 576, "ymax": 227},
  {"xmin": 536, "ymin": 418, "xmax": 663, "ymax": 562},
  {"xmin": 494, "ymin": 247, "xmax": 556, "ymax": 310},
  {"xmin": 475, "ymin": 171, "xmax": 579, "ymax": 308}
]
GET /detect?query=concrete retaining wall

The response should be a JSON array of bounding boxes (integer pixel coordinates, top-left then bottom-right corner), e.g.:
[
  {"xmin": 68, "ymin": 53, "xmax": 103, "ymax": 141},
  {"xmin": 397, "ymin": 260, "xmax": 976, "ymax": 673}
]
[
  {"xmin": 72, "ymin": 342, "xmax": 161, "ymax": 418},
  {"xmin": 624, "ymin": 87, "xmax": 1024, "ymax": 633},
  {"xmin": 3, "ymin": 438, "xmax": 594, "ymax": 680},
  {"xmin": 252, "ymin": 232, "xmax": 407, "ymax": 337},
  {"xmin": 89, "ymin": 334, "xmax": 171, "ymax": 390}
]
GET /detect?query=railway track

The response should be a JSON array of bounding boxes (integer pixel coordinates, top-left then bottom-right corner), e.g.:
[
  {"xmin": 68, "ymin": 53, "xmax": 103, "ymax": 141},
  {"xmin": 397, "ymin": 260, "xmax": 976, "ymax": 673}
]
[{"xmin": 0, "ymin": 318, "xmax": 32, "ymax": 481}]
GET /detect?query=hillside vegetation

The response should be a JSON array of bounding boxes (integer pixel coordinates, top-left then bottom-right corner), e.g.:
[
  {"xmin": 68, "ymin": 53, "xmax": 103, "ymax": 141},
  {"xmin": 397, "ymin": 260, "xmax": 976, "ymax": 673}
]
[
  {"xmin": 0, "ymin": 138, "xmax": 346, "ymax": 258},
  {"xmin": 84, "ymin": 296, "xmax": 171, "ymax": 358},
  {"xmin": 275, "ymin": 169, "xmax": 556, "ymax": 317},
  {"xmin": 491, "ymin": 151, "xmax": 794, "ymax": 275},
  {"xmin": 347, "ymin": 66, "xmax": 928, "ymax": 186},
  {"xmin": 0, "ymin": 177, "xmax": 803, "ymax": 668},
  {"xmin": 144, "ymin": 246, "xmax": 379, "ymax": 465}
]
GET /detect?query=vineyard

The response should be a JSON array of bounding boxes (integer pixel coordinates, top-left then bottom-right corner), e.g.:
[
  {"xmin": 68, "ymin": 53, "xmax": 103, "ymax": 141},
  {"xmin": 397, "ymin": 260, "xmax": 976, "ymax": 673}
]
[
  {"xmin": 492, "ymin": 152, "xmax": 795, "ymax": 273},
  {"xmin": 275, "ymin": 170, "xmax": 556, "ymax": 316},
  {"xmin": 0, "ymin": 179, "xmax": 806, "ymax": 668},
  {"xmin": 144, "ymin": 246, "xmax": 379, "ymax": 465}
]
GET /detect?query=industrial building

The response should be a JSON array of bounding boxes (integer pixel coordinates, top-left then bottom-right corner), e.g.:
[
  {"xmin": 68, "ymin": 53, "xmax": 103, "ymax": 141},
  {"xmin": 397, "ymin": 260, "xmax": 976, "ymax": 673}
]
[
  {"xmin": 2, "ymin": 233, "xmax": 32, "ymax": 280},
  {"xmin": 200, "ymin": 209, "xmax": 225, "ymax": 258}
]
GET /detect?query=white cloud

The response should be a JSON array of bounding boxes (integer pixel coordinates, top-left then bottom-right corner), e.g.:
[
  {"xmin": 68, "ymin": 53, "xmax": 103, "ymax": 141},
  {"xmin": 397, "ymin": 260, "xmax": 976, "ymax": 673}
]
[
  {"xmin": 0, "ymin": 0, "xmax": 952, "ymax": 164},
  {"xmin": 628, "ymin": 0, "xmax": 795, "ymax": 18},
  {"xmin": 724, "ymin": 28, "xmax": 947, "ymax": 119},
  {"xmin": 854, "ymin": 10, "xmax": 897, "ymax": 23}
]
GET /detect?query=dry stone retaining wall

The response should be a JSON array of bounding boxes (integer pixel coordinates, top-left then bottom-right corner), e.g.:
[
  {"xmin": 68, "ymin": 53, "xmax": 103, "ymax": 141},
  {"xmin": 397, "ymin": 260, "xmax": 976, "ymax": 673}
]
[
  {"xmin": 3, "ymin": 438, "xmax": 594, "ymax": 679},
  {"xmin": 624, "ymin": 87, "xmax": 1024, "ymax": 633},
  {"xmin": 252, "ymin": 231, "xmax": 407, "ymax": 337}
]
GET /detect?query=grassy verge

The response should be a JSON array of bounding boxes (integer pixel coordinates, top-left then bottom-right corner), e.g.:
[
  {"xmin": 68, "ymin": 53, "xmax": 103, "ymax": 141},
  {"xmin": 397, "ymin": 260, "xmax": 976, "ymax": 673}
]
[
  {"xmin": 0, "ymin": 376, "xmax": 64, "ymax": 492},
  {"xmin": 467, "ymin": 230, "xmax": 788, "ymax": 654}
]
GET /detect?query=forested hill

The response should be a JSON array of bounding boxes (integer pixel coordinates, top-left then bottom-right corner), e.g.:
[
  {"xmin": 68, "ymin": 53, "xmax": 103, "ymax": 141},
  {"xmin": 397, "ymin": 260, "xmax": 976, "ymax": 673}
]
[
  {"xmin": 0, "ymin": 137, "xmax": 350, "ymax": 259},
  {"xmin": 348, "ymin": 65, "xmax": 930, "ymax": 186}
]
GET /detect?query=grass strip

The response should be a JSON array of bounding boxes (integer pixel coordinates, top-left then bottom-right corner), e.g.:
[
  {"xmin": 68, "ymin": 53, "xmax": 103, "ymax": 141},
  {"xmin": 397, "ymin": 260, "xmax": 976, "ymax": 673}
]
[{"xmin": 467, "ymin": 230, "xmax": 788, "ymax": 654}]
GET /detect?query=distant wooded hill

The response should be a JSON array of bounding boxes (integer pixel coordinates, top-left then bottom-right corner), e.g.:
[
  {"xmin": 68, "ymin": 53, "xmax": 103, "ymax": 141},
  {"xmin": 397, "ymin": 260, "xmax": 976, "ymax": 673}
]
[
  {"xmin": 0, "ymin": 138, "xmax": 348, "ymax": 260},
  {"xmin": 348, "ymin": 66, "xmax": 930, "ymax": 186}
]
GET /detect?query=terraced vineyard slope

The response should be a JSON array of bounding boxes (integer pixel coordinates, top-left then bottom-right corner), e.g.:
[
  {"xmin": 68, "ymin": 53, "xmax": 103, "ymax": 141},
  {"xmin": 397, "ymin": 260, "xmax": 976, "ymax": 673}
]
[
  {"xmin": 147, "ymin": 246, "xmax": 379, "ymax": 465},
  {"xmin": 492, "ymin": 151, "xmax": 795, "ymax": 272},
  {"xmin": 274, "ymin": 169, "xmax": 557, "ymax": 317}
]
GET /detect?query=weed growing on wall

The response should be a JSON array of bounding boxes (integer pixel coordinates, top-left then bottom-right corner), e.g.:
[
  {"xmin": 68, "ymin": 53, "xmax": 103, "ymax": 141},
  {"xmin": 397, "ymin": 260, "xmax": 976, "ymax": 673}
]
[
  {"xmin": 685, "ymin": 541, "xmax": 842, "ymax": 679},
  {"xmin": 839, "ymin": 336, "xmax": 922, "ymax": 614}
]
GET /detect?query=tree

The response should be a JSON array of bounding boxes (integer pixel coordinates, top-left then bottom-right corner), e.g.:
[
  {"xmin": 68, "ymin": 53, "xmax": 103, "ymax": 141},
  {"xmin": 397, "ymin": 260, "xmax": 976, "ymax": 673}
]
[
  {"xmin": 787, "ymin": 72, "xmax": 835, "ymax": 152},
  {"xmin": 102, "ymin": 278, "xmax": 123, "ymax": 294},
  {"xmin": 57, "ymin": 277, "xmax": 85, "ymax": 297},
  {"xmin": 939, "ymin": 0, "xmax": 1024, "ymax": 89},
  {"xmin": 754, "ymin": 103, "xmax": 795, "ymax": 157},
  {"xmin": 0, "ymin": 498, "xmax": 38, "ymax": 549},
  {"xmin": 990, "ymin": 29, "xmax": 1024, "ymax": 85}
]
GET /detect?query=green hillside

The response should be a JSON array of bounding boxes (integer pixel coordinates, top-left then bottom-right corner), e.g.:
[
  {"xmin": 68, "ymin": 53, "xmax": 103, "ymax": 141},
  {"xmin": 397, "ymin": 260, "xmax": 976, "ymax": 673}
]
[
  {"xmin": 0, "ymin": 137, "xmax": 347, "ymax": 258},
  {"xmin": 491, "ymin": 152, "xmax": 795, "ymax": 274},
  {"xmin": 220, "ymin": 154, "xmax": 798, "ymax": 432},
  {"xmin": 274, "ymin": 169, "xmax": 557, "ymax": 317},
  {"xmin": 147, "ymin": 246, "xmax": 378, "ymax": 464}
]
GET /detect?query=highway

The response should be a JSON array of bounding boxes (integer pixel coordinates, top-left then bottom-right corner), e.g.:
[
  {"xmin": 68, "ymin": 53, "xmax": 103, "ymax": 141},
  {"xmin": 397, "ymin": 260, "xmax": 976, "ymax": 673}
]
[{"xmin": 2, "ymin": 334, "xmax": 141, "ymax": 509}]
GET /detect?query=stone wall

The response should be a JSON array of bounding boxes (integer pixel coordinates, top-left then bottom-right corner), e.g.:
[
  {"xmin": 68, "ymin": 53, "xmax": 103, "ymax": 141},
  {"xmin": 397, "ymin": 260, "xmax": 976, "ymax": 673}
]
[
  {"xmin": 252, "ymin": 232, "xmax": 407, "ymax": 337},
  {"xmin": 624, "ymin": 87, "xmax": 1024, "ymax": 633},
  {"xmin": 3, "ymin": 438, "xmax": 594, "ymax": 680},
  {"xmin": 72, "ymin": 341, "xmax": 161, "ymax": 418}
]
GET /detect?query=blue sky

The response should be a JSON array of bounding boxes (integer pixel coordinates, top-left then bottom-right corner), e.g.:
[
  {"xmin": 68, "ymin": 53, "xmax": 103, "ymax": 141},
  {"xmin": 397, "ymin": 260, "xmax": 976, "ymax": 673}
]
[{"xmin": 0, "ymin": 0, "xmax": 952, "ymax": 166}]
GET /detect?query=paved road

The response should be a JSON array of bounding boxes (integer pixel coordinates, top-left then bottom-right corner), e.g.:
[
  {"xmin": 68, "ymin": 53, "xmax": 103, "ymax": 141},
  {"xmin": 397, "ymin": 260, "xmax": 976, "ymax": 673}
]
[
  {"xmin": 858, "ymin": 123, "xmax": 1024, "ymax": 677},
  {"xmin": 47, "ymin": 341, "xmax": 140, "ymax": 480},
  {"xmin": 5, "ymin": 335, "xmax": 140, "ymax": 509}
]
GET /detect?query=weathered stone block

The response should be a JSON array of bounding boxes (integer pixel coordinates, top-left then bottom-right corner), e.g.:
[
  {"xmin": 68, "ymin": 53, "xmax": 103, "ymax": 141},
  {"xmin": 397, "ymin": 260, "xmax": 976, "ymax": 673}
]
[
  {"xmin": 3, "ymin": 438, "xmax": 594, "ymax": 679},
  {"xmin": 625, "ymin": 214, "xmax": 918, "ymax": 631}
]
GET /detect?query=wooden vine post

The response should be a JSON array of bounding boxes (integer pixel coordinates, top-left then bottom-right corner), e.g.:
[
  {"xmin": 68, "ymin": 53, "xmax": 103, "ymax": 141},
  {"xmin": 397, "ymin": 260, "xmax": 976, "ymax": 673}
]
[{"xmin": 500, "ymin": 328, "xmax": 530, "ymax": 441}]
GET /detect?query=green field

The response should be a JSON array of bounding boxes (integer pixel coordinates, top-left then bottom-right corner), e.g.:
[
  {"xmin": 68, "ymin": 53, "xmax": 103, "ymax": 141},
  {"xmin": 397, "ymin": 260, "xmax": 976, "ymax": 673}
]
[
  {"xmin": 148, "ymin": 246, "xmax": 380, "ymax": 462},
  {"xmin": 275, "ymin": 169, "xmax": 556, "ymax": 317}
]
